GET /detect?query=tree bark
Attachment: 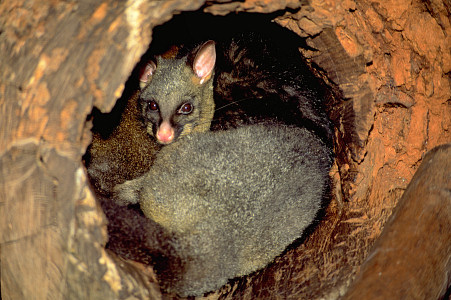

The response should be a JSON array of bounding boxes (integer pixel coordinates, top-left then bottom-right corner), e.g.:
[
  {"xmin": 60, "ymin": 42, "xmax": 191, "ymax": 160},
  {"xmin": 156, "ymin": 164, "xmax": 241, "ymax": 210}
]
[{"xmin": 343, "ymin": 144, "xmax": 451, "ymax": 300}]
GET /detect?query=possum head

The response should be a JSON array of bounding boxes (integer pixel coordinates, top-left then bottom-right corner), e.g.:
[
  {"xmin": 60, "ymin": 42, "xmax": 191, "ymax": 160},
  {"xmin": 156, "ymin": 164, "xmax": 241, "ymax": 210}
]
[{"xmin": 139, "ymin": 41, "xmax": 216, "ymax": 145}]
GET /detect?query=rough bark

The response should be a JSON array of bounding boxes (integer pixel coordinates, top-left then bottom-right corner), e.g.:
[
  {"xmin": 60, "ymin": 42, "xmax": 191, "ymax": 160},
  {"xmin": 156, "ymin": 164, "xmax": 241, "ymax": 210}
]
[
  {"xmin": 343, "ymin": 144, "xmax": 451, "ymax": 300},
  {"xmin": 0, "ymin": 1, "xmax": 205, "ymax": 299},
  {"xmin": 1, "ymin": 0, "xmax": 450, "ymax": 299}
]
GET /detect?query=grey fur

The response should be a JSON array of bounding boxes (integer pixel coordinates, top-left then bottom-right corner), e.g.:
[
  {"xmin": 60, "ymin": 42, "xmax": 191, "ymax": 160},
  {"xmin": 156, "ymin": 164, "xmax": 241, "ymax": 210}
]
[
  {"xmin": 85, "ymin": 42, "xmax": 215, "ymax": 195},
  {"xmin": 139, "ymin": 42, "xmax": 216, "ymax": 141},
  {"xmin": 114, "ymin": 124, "xmax": 332, "ymax": 296}
]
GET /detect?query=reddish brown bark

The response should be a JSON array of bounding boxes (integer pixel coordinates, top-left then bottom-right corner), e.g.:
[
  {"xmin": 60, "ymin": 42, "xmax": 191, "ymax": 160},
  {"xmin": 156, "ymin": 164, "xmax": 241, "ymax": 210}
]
[{"xmin": 343, "ymin": 144, "xmax": 451, "ymax": 300}]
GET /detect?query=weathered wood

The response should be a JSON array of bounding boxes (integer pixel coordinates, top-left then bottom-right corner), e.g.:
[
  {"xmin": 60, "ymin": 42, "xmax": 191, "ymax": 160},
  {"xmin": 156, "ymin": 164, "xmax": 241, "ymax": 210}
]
[
  {"xmin": 343, "ymin": 144, "xmax": 451, "ymax": 300},
  {"xmin": 0, "ymin": 0, "xmax": 205, "ymax": 299}
]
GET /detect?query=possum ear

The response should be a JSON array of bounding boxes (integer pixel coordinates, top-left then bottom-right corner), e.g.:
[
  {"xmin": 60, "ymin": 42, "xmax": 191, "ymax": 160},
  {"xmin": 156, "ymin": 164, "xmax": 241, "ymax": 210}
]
[
  {"xmin": 139, "ymin": 60, "xmax": 157, "ymax": 89},
  {"xmin": 192, "ymin": 41, "xmax": 216, "ymax": 84}
]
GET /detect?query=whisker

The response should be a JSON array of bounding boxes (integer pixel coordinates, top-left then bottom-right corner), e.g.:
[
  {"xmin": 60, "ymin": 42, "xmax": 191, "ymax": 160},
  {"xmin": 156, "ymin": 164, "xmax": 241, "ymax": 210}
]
[
  {"xmin": 213, "ymin": 96, "xmax": 258, "ymax": 112},
  {"xmin": 194, "ymin": 117, "xmax": 234, "ymax": 130},
  {"xmin": 191, "ymin": 96, "xmax": 262, "ymax": 132}
]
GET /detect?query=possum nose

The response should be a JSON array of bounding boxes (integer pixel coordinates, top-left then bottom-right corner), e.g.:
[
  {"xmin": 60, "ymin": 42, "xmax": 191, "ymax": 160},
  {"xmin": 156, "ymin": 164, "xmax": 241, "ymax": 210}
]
[{"xmin": 157, "ymin": 121, "xmax": 175, "ymax": 144}]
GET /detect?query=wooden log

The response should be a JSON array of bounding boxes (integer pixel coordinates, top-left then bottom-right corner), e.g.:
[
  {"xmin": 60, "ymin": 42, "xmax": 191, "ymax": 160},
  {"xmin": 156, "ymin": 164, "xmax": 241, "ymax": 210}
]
[
  {"xmin": 0, "ymin": 0, "xmax": 450, "ymax": 299},
  {"xmin": 343, "ymin": 144, "xmax": 451, "ymax": 300},
  {"xmin": 0, "ymin": 1, "xmax": 205, "ymax": 299}
]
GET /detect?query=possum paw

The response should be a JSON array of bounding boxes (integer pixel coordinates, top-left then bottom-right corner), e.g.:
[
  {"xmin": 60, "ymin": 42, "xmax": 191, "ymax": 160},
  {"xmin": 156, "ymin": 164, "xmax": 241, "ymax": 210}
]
[{"xmin": 112, "ymin": 179, "xmax": 141, "ymax": 206}]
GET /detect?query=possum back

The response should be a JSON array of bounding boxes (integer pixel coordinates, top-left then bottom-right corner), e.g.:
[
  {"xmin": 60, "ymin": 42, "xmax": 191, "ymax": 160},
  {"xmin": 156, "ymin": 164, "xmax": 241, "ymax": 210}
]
[{"xmin": 114, "ymin": 124, "xmax": 332, "ymax": 296}]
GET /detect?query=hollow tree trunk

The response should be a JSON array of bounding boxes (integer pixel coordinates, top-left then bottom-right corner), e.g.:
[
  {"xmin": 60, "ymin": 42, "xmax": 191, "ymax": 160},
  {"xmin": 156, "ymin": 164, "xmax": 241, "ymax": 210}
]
[{"xmin": 1, "ymin": 0, "xmax": 450, "ymax": 299}]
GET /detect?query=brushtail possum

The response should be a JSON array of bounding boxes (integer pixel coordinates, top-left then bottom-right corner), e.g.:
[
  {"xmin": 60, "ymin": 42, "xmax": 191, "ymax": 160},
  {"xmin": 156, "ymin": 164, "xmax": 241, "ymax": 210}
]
[
  {"xmin": 86, "ymin": 33, "xmax": 334, "ymax": 194},
  {"xmin": 85, "ymin": 41, "xmax": 216, "ymax": 194},
  {"xmin": 86, "ymin": 26, "xmax": 334, "ymax": 296},
  {"xmin": 138, "ymin": 40, "xmax": 216, "ymax": 145},
  {"xmin": 85, "ymin": 91, "xmax": 162, "ymax": 194},
  {"xmin": 113, "ymin": 124, "xmax": 332, "ymax": 296}
]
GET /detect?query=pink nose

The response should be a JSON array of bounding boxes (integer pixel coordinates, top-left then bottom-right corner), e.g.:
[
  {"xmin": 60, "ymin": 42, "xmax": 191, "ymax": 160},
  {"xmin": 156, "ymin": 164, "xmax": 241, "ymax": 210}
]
[{"xmin": 156, "ymin": 121, "xmax": 174, "ymax": 144}]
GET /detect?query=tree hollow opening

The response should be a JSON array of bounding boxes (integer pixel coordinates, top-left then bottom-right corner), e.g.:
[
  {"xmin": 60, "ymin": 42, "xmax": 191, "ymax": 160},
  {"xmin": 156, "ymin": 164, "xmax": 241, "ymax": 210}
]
[{"xmin": 83, "ymin": 9, "xmax": 346, "ymax": 299}]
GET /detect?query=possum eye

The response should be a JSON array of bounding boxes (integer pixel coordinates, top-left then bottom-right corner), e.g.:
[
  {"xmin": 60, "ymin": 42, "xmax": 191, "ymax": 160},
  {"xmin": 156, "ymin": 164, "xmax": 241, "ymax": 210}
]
[
  {"xmin": 178, "ymin": 102, "xmax": 193, "ymax": 115},
  {"xmin": 147, "ymin": 100, "xmax": 159, "ymax": 111}
]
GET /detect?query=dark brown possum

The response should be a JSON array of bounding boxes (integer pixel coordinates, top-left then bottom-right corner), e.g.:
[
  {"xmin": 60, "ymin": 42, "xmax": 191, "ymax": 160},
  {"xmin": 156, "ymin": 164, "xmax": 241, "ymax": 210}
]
[
  {"xmin": 212, "ymin": 31, "xmax": 333, "ymax": 148},
  {"xmin": 85, "ymin": 91, "xmax": 162, "ymax": 195}
]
